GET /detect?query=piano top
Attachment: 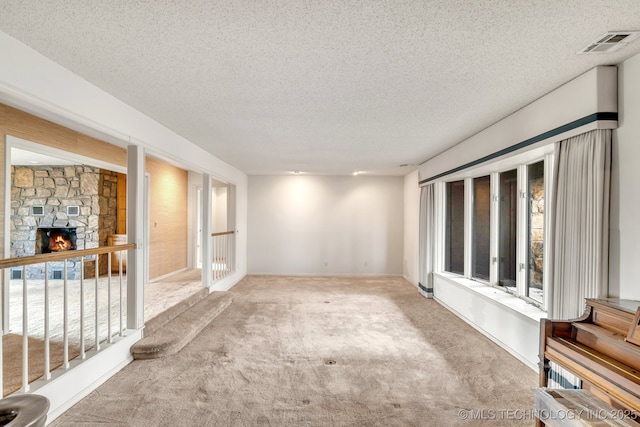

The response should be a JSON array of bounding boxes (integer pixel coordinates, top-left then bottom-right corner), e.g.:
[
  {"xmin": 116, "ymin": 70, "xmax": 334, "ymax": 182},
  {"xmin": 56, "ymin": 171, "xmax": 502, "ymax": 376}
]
[{"xmin": 588, "ymin": 298, "xmax": 640, "ymax": 315}]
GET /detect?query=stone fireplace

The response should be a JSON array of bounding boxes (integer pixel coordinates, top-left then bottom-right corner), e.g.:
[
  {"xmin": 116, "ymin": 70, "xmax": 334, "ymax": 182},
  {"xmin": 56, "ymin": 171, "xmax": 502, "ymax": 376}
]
[{"xmin": 10, "ymin": 164, "xmax": 118, "ymax": 279}]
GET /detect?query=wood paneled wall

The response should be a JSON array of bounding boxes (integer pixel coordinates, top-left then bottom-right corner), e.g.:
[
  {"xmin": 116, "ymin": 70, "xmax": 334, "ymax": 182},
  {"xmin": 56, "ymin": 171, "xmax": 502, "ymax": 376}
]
[
  {"xmin": 146, "ymin": 157, "xmax": 188, "ymax": 280},
  {"xmin": 0, "ymin": 104, "xmax": 127, "ymax": 166},
  {"xmin": 116, "ymin": 173, "xmax": 127, "ymax": 234}
]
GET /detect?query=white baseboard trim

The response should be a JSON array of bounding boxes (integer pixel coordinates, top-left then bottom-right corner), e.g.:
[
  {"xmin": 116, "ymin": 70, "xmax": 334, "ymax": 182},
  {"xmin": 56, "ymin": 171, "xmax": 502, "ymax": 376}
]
[
  {"xmin": 147, "ymin": 267, "xmax": 189, "ymax": 283},
  {"xmin": 418, "ymin": 289, "xmax": 432, "ymax": 299},
  {"xmin": 246, "ymin": 273, "xmax": 404, "ymax": 278},
  {"xmin": 403, "ymin": 275, "xmax": 418, "ymax": 287},
  {"xmin": 209, "ymin": 272, "xmax": 245, "ymax": 292},
  {"xmin": 29, "ymin": 329, "xmax": 143, "ymax": 425}
]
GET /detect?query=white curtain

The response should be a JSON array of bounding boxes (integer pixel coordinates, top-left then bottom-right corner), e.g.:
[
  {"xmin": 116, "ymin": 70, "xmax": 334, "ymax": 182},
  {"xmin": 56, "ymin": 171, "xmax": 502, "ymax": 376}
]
[
  {"xmin": 549, "ymin": 128, "xmax": 611, "ymax": 319},
  {"xmin": 547, "ymin": 129, "xmax": 611, "ymax": 390},
  {"xmin": 418, "ymin": 184, "xmax": 435, "ymax": 298}
]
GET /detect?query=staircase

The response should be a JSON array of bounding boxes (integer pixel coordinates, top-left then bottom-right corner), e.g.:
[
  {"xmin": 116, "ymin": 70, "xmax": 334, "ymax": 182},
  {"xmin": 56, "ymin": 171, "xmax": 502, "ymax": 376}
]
[{"xmin": 131, "ymin": 290, "xmax": 232, "ymax": 359}]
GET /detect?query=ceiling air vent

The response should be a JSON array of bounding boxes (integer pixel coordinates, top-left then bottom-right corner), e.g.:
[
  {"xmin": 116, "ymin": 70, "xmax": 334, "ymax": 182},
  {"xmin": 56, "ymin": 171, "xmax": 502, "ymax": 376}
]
[{"xmin": 579, "ymin": 31, "xmax": 640, "ymax": 54}]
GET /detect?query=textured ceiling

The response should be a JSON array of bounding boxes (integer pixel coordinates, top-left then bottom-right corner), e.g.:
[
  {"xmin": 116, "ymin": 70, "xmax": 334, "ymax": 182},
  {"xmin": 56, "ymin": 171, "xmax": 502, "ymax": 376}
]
[{"xmin": 1, "ymin": 1, "xmax": 640, "ymax": 176}]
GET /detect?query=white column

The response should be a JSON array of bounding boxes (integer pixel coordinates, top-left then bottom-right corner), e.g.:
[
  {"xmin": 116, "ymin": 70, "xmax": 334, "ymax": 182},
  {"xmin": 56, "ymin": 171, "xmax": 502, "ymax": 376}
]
[
  {"xmin": 489, "ymin": 173, "xmax": 500, "ymax": 286},
  {"xmin": 127, "ymin": 144, "xmax": 145, "ymax": 330},
  {"xmin": 2, "ymin": 270, "xmax": 8, "ymax": 335},
  {"xmin": 516, "ymin": 164, "xmax": 527, "ymax": 297},
  {"xmin": 3, "ymin": 142, "xmax": 11, "ymax": 336},
  {"xmin": 227, "ymin": 184, "xmax": 237, "ymax": 272},
  {"xmin": 202, "ymin": 174, "xmax": 213, "ymax": 288}
]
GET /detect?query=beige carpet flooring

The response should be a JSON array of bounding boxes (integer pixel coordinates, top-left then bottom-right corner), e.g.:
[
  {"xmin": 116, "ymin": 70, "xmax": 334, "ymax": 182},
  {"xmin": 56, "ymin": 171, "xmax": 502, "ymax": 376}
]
[{"xmin": 51, "ymin": 276, "xmax": 537, "ymax": 426}]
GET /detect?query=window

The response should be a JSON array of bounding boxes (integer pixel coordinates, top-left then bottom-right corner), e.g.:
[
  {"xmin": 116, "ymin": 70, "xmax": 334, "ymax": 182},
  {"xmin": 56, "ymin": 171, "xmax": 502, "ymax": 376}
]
[
  {"xmin": 499, "ymin": 170, "xmax": 517, "ymax": 290},
  {"xmin": 472, "ymin": 176, "xmax": 490, "ymax": 281},
  {"xmin": 527, "ymin": 161, "xmax": 545, "ymax": 303},
  {"xmin": 436, "ymin": 152, "xmax": 550, "ymax": 310},
  {"xmin": 445, "ymin": 180, "xmax": 465, "ymax": 275}
]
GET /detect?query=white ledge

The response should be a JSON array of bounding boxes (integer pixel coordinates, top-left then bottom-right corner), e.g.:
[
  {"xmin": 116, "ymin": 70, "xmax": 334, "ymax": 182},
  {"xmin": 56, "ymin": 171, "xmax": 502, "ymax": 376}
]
[{"xmin": 434, "ymin": 272, "xmax": 548, "ymax": 323}]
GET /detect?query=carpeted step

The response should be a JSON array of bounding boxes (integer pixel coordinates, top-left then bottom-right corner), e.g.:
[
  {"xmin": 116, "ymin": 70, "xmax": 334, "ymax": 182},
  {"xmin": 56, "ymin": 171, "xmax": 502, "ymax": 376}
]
[
  {"xmin": 144, "ymin": 288, "xmax": 209, "ymax": 336},
  {"xmin": 131, "ymin": 292, "xmax": 232, "ymax": 360}
]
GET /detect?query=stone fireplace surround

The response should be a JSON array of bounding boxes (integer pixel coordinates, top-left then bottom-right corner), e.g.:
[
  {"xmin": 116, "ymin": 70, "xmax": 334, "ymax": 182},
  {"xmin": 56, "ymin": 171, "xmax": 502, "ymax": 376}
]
[{"xmin": 10, "ymin": 164, "xmax": 118, "ymax": 279}]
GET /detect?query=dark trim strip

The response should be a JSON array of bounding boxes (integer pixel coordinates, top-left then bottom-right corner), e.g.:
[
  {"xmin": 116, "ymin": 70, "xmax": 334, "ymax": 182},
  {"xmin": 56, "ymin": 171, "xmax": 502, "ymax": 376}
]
[
  {"xmin": 418, "ymin": 283, "xmax": 433, "ymax": 294},
  {"xmin": 419, "ymin": 112, "xmax": 617, "ymax": 185}
]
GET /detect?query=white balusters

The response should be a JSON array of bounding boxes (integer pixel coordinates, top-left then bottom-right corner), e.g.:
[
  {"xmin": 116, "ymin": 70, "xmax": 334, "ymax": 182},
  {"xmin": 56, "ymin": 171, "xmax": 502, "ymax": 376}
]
[
  {"xmin": 213, "ymin": 235, "xmax": 217, "ymax": 282},
  {"xmin": 44, "ymin": 263, "xmax": 50, "ymax": 380},
  {"xmin": 222, "ymin": 235, "xmax": 226, "ymax": 277},
  {"xmin": 22, "ymin": 265, "xmax": 29, "ymax": 392},
  {"xmin": 107, "ymin": 255, "xmax": 112, "ymax": 344},
  {"xmin": 0, "ymin": 294, "xmax": 2, "ymax": 395},
  {"xmin": 95, "ymin": 254, "xmax": 100, "ymax": 352},
  {"xmin": 63, "ymin": 262, "xmax": 69, "ymax": 369},
  {"xmin": 224, "ymin": 234, "xmax": 229, "ymax": 275},
  {"xmin": 118, "ymin": 251, "xmax": 123, "ymax": 337},
  {"xmin": 211, "ymin": 232, "xmax": 235, "ymax": 283},
  {"xmin": 80, "ymin": 257, "xmax": 86, "ymax": 360}
]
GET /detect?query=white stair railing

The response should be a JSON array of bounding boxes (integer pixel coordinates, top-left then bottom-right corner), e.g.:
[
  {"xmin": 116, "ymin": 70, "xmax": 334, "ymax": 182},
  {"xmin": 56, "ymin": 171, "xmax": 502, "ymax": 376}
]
[
  {"xmin": 0, "ymin": 243, "xmax": 135, "ymax": 397},
  {"xmin": 211, "ymin": 231, "xmax": 235, "ymax": 283}
]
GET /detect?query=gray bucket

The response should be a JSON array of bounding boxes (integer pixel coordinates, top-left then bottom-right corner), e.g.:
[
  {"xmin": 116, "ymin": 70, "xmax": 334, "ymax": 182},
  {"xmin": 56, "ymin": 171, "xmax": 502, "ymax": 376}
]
[{"xmin": 0, "ymin": 395, "xmax": 49, "ymax": 427}]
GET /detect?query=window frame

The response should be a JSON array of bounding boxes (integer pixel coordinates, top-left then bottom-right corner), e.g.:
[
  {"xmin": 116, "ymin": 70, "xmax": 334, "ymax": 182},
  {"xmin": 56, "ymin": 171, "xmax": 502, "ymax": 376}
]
[
  {"xmin": 471, "ymin": 175, "xmax": 491, "ymax": 283},
  {"xmin": 496, "ymin": 168, "xmax": 517, "ymax": 291},
  {"xmin": 444, "ymin": 180, "xmax": 466, "ymax": 276},
  {"xmin": 434, "ymin": 147, "xmax": 554, "ymax": 311}
]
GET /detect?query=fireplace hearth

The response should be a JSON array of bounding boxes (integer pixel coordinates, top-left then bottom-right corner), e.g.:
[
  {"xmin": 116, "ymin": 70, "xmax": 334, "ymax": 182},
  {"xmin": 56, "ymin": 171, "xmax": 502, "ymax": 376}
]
[{"xmin": 36, "ymin": 227, "xmax": 78, "ymax": 254}]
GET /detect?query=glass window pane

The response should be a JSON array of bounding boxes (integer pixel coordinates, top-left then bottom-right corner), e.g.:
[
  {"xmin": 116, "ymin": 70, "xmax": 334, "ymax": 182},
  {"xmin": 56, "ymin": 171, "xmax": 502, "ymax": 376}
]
[
  {"xmin": 527, "ymin": 161, "xmax": 544, "ymax": 303},
  {"xmin": 445, "ymin": 180, "xmax": 465, "ymax": 275},
  {"xmin": 499, "ymin": 169, "xmax": 517, "ymax": 291},
  {"xmin": 472, "ymin": 176, "xmax": 490, "ymax": 281}
]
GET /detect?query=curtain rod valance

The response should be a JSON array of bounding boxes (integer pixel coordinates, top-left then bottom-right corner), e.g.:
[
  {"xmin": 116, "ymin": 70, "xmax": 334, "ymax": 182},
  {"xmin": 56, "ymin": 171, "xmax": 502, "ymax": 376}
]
[{"xmin": 418, "ymin": 112, "xmax": 617, "ymax": 186}]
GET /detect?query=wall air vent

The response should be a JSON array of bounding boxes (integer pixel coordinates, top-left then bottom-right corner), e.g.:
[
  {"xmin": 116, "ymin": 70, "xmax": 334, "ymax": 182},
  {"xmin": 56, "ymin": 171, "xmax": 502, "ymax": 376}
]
[
  {"xmin": 67, "ymin": 205, "xmax": 80, "ymax": 216},
  {"xmin": 579, "ymin": 31, "xmax": 640, "ymax": 54}
]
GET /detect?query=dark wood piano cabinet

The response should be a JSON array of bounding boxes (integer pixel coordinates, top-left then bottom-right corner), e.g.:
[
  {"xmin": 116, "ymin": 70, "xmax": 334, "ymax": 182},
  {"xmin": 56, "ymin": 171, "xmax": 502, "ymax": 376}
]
[{"xmin": 539, "ymin": 299, "xmax": 640, "ymax": 414}]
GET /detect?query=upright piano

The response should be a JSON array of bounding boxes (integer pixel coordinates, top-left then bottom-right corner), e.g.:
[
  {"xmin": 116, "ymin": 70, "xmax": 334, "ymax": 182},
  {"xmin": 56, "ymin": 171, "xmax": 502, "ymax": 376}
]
[{"xmin": 539, "ymin": 298, "xmax": 640, "ymax": 412}]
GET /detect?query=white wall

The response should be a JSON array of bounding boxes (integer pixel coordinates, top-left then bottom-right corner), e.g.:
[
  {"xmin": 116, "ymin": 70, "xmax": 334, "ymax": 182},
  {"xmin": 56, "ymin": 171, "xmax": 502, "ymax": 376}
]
[
  {"xmin": 610, "ymin": 52, "xmax": 640, "ymax": 299},
  {"xmin": 403, "ymin": 170, "xmax": 420, "ymax": 286},
  {"xmin": 213, "ymin": 186, "xmax": 228, "ymax": 233},
  {"xmin": 248, "ymin": 175, "xmax": 403, "ymax": 275}
]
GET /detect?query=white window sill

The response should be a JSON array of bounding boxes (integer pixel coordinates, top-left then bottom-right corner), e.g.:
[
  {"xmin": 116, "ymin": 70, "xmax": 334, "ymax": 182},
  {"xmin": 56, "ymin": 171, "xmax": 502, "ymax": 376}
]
[{"xmin": 434, "ymin": 272, "xmax": 548, "ymax": 323}]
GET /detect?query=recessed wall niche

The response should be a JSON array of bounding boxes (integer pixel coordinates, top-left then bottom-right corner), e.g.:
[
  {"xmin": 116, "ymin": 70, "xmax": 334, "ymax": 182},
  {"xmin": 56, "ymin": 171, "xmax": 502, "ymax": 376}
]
[{"xmin": 10, "ymin": 164, "xmax": 118, "ymax": 279}]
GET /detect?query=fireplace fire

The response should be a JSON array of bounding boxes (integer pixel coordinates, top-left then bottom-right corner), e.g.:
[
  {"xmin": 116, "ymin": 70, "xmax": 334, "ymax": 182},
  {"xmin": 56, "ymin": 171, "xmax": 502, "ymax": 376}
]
[
  {"xmin": 36, "ymin": 228, "xmax": 77, "ymax": 254},
  {"xmin": 50, "ymin": 233, "xmax": 73, "ymax": 251}
]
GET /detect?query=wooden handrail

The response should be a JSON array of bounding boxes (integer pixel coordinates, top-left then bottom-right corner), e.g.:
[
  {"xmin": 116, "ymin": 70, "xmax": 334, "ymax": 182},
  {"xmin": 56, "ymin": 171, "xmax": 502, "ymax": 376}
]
[
  {"xmin": 0, "ymin": 243, "xmax": 136, "ymax": 269},
  {"xmin": 211, "ymin": 231, "xmax": 235, "ymax": 237}
]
